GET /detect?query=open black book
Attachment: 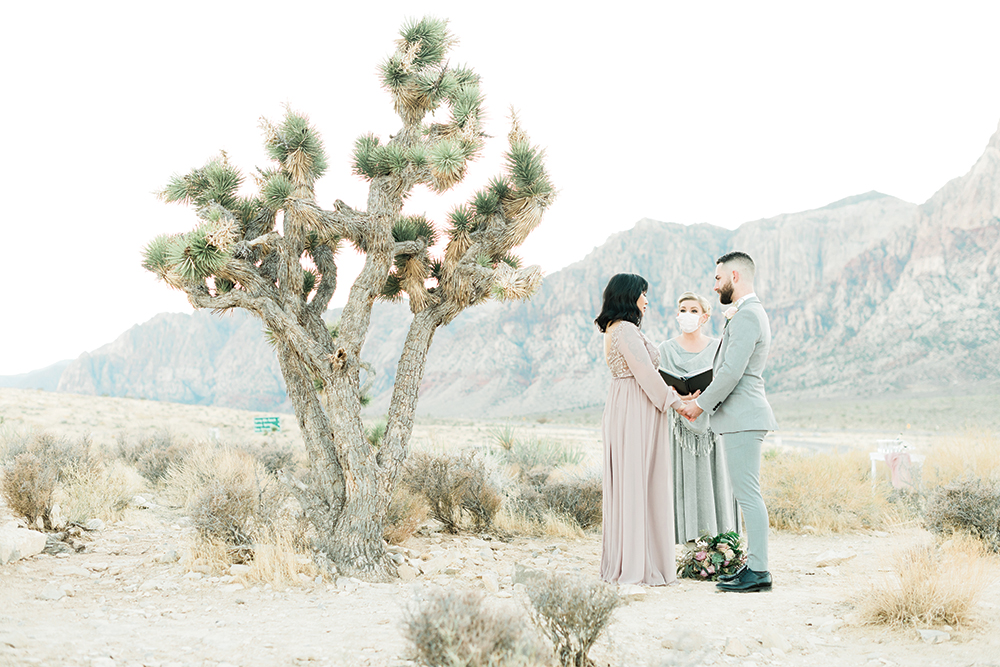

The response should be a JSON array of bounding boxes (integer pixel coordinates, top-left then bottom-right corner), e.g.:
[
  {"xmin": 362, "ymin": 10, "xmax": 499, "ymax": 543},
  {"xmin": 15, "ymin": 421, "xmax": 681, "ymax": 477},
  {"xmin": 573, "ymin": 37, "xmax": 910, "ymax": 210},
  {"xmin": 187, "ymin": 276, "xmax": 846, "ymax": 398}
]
[{"xmin": 658, "ymin": 366, "xmax": 713, "ymax": 396}]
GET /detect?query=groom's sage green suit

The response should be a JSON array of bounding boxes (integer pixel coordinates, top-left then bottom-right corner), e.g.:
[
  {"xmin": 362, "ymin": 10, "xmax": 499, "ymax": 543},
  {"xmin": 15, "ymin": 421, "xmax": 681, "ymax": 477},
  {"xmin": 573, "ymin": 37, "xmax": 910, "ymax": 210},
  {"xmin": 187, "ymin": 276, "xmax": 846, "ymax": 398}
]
[{"xmin": 696, "ymin": 294, "xmax": 778, "ymax": 572}]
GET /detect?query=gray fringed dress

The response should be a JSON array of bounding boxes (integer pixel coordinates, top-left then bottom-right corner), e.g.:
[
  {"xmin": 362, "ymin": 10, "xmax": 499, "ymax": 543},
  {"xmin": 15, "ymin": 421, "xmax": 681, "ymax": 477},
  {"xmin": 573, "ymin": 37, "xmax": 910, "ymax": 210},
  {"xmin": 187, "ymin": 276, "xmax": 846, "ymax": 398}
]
[{"xmin": 657, "ymin": 337, "xmax": 738, "ymax": 544}]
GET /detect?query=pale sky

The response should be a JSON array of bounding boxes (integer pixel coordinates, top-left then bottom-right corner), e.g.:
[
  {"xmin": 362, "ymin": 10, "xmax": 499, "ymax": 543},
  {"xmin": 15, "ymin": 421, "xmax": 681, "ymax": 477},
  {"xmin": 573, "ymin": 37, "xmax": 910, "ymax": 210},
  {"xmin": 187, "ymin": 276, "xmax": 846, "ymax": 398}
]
[{"xmin": 2, "ymin": 1, "xmax": 999, "ymax": 376}]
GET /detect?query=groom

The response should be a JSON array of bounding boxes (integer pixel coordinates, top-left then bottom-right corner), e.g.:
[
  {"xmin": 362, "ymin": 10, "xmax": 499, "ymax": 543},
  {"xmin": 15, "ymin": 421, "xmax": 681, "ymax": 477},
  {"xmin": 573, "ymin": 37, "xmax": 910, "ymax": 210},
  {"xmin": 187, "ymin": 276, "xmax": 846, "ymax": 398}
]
[{"xmin": 678, "ymin": 251, "xmax": 778, "ymax": 592}]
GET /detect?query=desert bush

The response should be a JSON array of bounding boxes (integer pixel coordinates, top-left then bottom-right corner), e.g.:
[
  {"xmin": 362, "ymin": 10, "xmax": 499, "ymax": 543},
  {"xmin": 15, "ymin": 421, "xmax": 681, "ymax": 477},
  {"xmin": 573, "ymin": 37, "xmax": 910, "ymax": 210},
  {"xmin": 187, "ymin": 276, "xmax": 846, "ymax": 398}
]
[
  {"xmin": 402, "ymin": 451, "xmax": 503, "ymax": 534},
  {"xmin": 762, "ymin": 450, "xmax": 897, "ymax": 532},
  {"xmin": 500, "ymin": 437, "xmax": 584, "ymax": 473},
  {"xmin": 924, "ymin": 476, "xmax": 1000, "ymax": 552},
  {"xmin": 539, "ymin": 476, "xmax": 602, "ymax": 530},
  {"xmin": 59, "ymin": 459, "xmax": 142, "ymax": 524},
  {"xmin": 169, "ymin": 448, "xmax": 296, "ymax": 562},
  {"xmin": 856, "ymin": 536, "xmax": 995, "ymax": 628},
  {"xmin": 403, "ymin": 587, "xmax": 546, "ymax": 667},
  {"xmin": 495, "ymin": 504, "xmax": 583, "ymax": 540},
  {"xmin": 488, "ymin": 422, "xmax": 518, "ymax": 451},
  {"xmin": 923, "ymin": 431, "xmax": 1000, "ymax": 488},
  {"xmin": 233, "ymin": 440, "xmax": 297, "ymax": 475},
  {"xmin": 525, "ymin": 572, "xmax": 619, "ymax": 667},
  {"xmin": 116, "ymin": 430, "xmax": 192, "ymax": 484},
  {"xmin": 2, "ymin": 453, "xmax": 57, "ymax": 527},
  {"xmin": 385, "ymin": 485, "xmax": 429, "ymax": 545}
]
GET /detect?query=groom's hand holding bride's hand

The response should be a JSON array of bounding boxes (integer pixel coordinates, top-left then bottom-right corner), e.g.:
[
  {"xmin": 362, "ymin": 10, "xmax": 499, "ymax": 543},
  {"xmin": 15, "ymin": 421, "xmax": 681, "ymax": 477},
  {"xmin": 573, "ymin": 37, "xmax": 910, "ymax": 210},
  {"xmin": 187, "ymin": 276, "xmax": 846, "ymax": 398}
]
[{"xmin": 677, "ymin": 399, "xmax": 704, "ymax": 421}]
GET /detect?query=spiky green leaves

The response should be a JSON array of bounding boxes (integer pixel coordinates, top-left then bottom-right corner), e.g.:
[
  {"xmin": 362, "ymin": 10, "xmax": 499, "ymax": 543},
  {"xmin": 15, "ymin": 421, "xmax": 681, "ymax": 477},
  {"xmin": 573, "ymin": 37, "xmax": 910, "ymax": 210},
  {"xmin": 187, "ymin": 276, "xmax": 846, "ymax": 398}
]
[
  {"xmin": 380, "ymin": 273, "xmax": 403, "ymax": 301},
  {"xmin": 141, "ymin": 234, "xmax": 178, "ymax": 275},
  {"xmin": 399, "ymin": 16, "xmax": 450, "ymax": 70},
  {"xmin": 505, "ymin": 141, "xmax": 553, "ymax": 199},
  {"xmin": 392, "ymin": 215, "xmax": 438, "ymax": 247},
  {"xmin": 352, "ymin": 135, "xmax": 416, "ymax": 180},
  {"xmin": 302, "ymin": 269, "xmax": 318, "ymax": 297},
  {"xmin": 161, "ymin": 226, "xmax": 232, "ymax": 282},
  {"xmin": 264, "ymin": 112, "xmax": 328, "ymax": 181},
  {"xmin": 261, "ymin": 173, "xmax": 294, "ymax": 211},
  {"xmin": 450, "ymin": 84, "xmax": 483, "ymax": 129},
  {"xmin": 161, "ymin": 156, "xmax": 243, "ymax": 211}
]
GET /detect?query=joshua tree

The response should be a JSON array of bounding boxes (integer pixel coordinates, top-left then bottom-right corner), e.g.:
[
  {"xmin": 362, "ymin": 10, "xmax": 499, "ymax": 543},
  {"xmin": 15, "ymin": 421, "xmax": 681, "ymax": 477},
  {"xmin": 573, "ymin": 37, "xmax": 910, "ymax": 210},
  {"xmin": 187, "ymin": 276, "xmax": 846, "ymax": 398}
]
[{"xmin": 141, "ymin": 16, "xmax": 554, "ymax": 580}]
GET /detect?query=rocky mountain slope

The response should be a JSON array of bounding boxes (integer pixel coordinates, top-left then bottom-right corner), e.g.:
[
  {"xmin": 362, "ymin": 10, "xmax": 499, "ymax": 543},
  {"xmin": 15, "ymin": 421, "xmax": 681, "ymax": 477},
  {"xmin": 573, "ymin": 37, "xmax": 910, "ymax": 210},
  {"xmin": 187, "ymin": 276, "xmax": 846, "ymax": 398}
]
[{"xmin": 45, "ymin": 120, "xmax": 1000, "ymax": 416}]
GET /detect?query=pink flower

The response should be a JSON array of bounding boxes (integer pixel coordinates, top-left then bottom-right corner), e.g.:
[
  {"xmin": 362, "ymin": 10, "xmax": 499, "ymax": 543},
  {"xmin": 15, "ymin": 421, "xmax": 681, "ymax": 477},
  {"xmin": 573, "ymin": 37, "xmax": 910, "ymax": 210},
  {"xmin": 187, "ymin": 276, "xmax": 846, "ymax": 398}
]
[
  {"xmin": 694, "ymin": 551, "xmax": 708, "ymax": 561},
  {"xmin": 707, "ymin": 565, "xmax": 715, "ymax": 574},
  {"xmin": 723, "ymin": 560, "xmax": 730, "ymax": 566},
  {"xmin": 700, "ymin": 570, "xmax": 708, "ymax": 577},
  {"xmin": 724, "ymin": 306, "xmax": 738, "ymax": 320}
]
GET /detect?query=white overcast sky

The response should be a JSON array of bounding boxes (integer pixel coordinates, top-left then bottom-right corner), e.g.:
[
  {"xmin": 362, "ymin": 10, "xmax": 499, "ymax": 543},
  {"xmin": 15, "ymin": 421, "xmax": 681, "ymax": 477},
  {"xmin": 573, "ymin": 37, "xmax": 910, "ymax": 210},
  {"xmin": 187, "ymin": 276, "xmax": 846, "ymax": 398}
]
[{"xmin": 1, "ymin": 1, "xmax": 999, "ymax": 375}]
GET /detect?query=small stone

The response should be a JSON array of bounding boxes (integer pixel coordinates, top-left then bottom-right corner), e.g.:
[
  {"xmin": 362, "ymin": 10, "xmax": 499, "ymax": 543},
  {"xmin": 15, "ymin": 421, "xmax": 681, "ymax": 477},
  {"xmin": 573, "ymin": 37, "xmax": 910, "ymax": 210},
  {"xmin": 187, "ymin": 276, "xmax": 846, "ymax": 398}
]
[
  {"xmin": 619, "ymin": 584, "xmax": 645, "ymax": 602},
  {"xmin": 482, "ymin": 570, "xmax": 500, "ymax": 594},
  {"xmin": 761, "ymin": 627, "xmax": 791, "ymax": 652},
  {"xmin": 229, "ymin": 564, "xmax": 251, "ymax": 575},
  {"xmin": 54, "ymin": 565, "xmax": 90, "ymax": 577},
  {"xmin": 131, "ymin": 495, "xmax": 151, "ymax": 509},
  {"xmin": 390, "ymin": 553, "xmax": 405, "ymax": 565},
  {"xmin": 419, "ymin": 550, "xmax": 460, "ymax": 577},
  {"xmin": 443, "ymin": 567, "xmax": 461, "ymax": 575},
  {"xmin": 0, "ymin": 527, "xmax": 47, "ymax": 564},
  {"xmin": 49, "ymin": 504, "xmax": 67, "ymax": 531},
  {"xmin": 183, "ymin": 572, "xmax": 203, "ymax": 581},
  {"xmin": 40, "ymin": 583, "xmax": 66, "ymax": 601},
  {"xmin": 84, "ymin": 519, "xmax": 105, "ymax": 532},
  {"xmin": 298, "ymin": 573, "xmax": 313, "ymax": 585},
  {"xmin": 724, "ymin": 638, "xmax": 749, "ymax": 657},
  {"xmin": 85, "ymin": 562, "xmax": 109, "ymax": 572},
  {"xmin": 815, "ymin": 550, "xmax": 857, "ymax": 568},
  {"xmin": 819, "ymin": 619, "xmax": 844, "ymax": 633},
  {"xmin": 158, "ymin": 550, "xmax": 179, "ymax": 564},
  {"xmin": 512, "ymin": 583, "xmax": 526, "ymax": 595},
  {"xmin": 139, "ymin": 580, "xmax": 162, "ymax": 591},
  {"xmin": 917, "ymin": 629, "xmax": 950, "ymax": 644},
  {"xmin": 397, "ymin": 563, "xmax": 417, "ymax": 582},
  {"xmin": 221, "ymin": 583, "xmax": 245, "ymax": 592},
  {"xmin": 478, "ymin": 548, "xmax": 494, "ymax": 561}
]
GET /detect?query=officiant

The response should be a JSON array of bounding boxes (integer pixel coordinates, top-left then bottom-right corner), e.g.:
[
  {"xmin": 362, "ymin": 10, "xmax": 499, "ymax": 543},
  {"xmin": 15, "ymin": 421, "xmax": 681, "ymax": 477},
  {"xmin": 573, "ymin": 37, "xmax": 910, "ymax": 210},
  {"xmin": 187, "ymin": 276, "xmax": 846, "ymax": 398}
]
[{"xmin": 658, "ymin": 292, "xmax": 738, "ymax": 544}]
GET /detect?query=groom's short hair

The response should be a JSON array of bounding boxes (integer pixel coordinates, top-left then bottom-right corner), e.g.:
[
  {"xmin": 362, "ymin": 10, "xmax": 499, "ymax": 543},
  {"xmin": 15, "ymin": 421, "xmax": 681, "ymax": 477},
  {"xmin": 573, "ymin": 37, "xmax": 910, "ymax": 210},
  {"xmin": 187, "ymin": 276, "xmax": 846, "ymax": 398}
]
[{"xmin": 717, "ymin": 251, "xmax": 756, "ymax": 281}]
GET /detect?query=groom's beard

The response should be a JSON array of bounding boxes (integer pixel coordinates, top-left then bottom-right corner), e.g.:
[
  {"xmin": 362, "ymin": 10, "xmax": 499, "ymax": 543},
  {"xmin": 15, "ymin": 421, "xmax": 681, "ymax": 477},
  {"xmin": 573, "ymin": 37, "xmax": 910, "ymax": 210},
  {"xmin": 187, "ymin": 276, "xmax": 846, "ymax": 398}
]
[{"xmin": 718, "ymin": 281, "xmax": 734, "ymax": 304}]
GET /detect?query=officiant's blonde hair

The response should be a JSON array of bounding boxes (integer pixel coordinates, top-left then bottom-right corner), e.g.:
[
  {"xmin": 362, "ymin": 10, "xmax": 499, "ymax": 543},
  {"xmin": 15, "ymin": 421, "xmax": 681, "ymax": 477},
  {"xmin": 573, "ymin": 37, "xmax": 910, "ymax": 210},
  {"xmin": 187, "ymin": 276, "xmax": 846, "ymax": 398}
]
[{"xmin": 677, "ymin": 291, "xmax": 712, "ymax": 316}]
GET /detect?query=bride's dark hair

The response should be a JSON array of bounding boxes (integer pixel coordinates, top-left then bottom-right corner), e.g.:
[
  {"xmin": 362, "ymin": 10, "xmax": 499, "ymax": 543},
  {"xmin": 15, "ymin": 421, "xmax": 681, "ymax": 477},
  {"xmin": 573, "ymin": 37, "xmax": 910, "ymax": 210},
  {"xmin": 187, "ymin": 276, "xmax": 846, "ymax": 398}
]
[{"xmin": 595, "ymin": 273, "xmax": 649, "ymax": 332}]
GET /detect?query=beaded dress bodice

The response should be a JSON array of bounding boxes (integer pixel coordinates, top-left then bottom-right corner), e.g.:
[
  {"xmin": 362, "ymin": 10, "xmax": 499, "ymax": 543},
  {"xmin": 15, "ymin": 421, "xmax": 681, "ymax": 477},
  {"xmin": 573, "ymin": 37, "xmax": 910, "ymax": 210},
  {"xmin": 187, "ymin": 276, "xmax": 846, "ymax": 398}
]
[{"xmin": 606, "ymin": 322, "xmax": 660, "ymax": 378}]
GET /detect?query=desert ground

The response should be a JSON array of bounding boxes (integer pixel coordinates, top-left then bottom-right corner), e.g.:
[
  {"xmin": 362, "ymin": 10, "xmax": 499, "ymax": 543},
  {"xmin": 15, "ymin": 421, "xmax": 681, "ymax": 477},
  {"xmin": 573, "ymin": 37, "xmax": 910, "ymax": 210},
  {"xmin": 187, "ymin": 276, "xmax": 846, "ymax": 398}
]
[{"xmin": 1, "ymin": 387, "xmax": 999, "ymax": 667}]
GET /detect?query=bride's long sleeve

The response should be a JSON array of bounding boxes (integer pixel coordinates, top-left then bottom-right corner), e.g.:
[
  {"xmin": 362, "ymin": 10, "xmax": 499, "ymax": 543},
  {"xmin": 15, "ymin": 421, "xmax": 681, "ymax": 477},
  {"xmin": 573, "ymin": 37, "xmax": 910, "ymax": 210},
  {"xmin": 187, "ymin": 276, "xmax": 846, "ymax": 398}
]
[{"xmin": 617, "ymin": 324, "xmax": 683, "ymax": 412}]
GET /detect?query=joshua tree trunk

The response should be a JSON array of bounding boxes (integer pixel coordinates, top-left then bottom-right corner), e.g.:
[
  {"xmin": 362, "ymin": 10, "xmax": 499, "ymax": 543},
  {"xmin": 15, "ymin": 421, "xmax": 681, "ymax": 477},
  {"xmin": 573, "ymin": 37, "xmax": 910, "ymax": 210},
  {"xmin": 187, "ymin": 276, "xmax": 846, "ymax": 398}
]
[{"xmin": 142, "ymin": 17, "xmax": 553, "ymax": 580}]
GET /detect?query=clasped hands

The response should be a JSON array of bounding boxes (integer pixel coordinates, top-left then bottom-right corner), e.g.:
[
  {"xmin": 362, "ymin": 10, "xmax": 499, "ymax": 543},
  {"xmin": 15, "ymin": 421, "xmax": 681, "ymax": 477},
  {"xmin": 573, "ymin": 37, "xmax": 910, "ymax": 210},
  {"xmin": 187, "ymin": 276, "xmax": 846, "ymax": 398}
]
[{"xmin": 674, "ymin": 390, "xmax": 704, "ymax": 421}]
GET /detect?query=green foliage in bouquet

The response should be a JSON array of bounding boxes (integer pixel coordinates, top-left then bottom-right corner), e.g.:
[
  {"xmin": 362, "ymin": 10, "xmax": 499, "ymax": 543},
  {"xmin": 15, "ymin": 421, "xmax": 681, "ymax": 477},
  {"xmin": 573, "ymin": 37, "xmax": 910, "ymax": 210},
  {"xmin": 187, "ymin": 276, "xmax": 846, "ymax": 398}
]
[{"xmin": 677, "ymin": 531, "xmax": 746, "ymax": 581}]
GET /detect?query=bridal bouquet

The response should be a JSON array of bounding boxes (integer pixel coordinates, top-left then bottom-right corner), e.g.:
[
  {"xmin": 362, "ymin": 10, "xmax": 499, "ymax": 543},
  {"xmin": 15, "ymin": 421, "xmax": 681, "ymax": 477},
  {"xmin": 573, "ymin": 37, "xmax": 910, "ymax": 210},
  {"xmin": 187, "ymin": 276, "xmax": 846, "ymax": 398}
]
[{"xmin": 677, "ymin": 531, "xmax": 746, "ymax": 581}]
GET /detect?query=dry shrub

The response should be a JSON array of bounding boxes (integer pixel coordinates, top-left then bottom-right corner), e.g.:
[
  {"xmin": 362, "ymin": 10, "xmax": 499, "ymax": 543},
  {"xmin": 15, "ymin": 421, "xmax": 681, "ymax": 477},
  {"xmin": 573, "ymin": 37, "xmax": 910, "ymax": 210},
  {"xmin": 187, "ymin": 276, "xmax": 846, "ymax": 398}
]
[
  {"xmin": 924, "ymin": 476, "xmax": 1000, "ymax": 552},
  {"xmin": 2, "ymin": 453, "xmax": 56, "ymax": 527},
  {"xmin": 403, "ymin": 451, "xmax": 503, "ymax": 533},
  {"xmin": 762, "ymin": 450, "xmax": 896, "ymax": 532},
  {"xmin": 232, "ymin": 440, "xmax": 298, "ymax": 475},
  {"xmin": 495, "ymin": 504, "xmax": 583, "ymax": 540},
  {"xmin": 856, "ymin": 535, "xmax": 996, "ymax": 628},
  {"xmin": 923, "ymin": 431, "xmax": 1000, "ymax": 488},
  {"xmin": 403, "ymin": 587, "xmax": 546, "ymax": 667},
  {"xmin": 539, "ymin": 476, "xmax": 602, "ymax": 531},
  {"xmin": 168, "ymin": 448, "xmax": 298, "ymax": 563},
  {"xmin": 525, "ymin": 572, "xmax": 620, "ymax": 667},
  {"xmin": 385, "ymin": 485, "xmax": 429, "ymax": 545},
  {"xmin": 500, "ymin": 437, "xmax": 584, "ymax": 474},
  {"xmin": 59, "ymin": 459, "xmax": 142, "ymax": 524},
  {"xmin": 116, "ymin": 430, "xmax": 192, "ymax": 484}
]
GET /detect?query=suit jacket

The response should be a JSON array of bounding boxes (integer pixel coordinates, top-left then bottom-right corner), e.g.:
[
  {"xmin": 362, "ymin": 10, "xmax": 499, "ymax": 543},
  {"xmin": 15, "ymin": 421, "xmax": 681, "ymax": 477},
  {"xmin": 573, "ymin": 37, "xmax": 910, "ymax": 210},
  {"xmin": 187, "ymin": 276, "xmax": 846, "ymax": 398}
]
[{"xmin": 697, "ymin": 295, "xmax": 778, "ymax": 434}]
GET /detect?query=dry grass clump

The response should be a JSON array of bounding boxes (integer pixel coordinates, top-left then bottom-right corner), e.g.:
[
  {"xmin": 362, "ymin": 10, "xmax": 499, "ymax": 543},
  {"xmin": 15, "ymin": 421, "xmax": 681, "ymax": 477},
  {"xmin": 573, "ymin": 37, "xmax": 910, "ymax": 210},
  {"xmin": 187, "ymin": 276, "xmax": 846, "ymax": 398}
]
[
  {"xmin": 116, "ymin": 430, "xmax": 192, "ymax": 484},
  {"xmin": 856, "ymin": 535, "xmax": 996, "ymax": 628},
  {"xmin": 923, "ymin": 431, "xmax": 1000, "ymax": 488},
  {"xmin": 525, "ymin": 572, "xmax": 619, "ymax": 667},
  {"xmin": 924, "ymin": 476, "xmax": 1000, "ymax": 552},
  {"xmin": 385, "ymin": 485, "xmax": 429, "ymax": 545},
  {"xmin": 499, "ymin": 436, "xmax": 584, "ymax": 475},
  {"xmin": 0, "ymin": 432, "xmax": 100, "ymax": 529},
  {"xmin": 168, "ymin": 447, "xmax": 299, "ymax": 563},
  {"xmin": 402, "ymin": 451, "xmax": 503, "ymax": 534},
  {"xmin": 762, "ymin": 450, "xmax": 897, "ymax": 532},
  {"xmin": 402, "ymin": 587, "xmax": 547, "ymax": 667},
  {"xmin": 59, "ymin": 459, "xmax": 142, "ymax": 524},
  {"xmin": 2, "ymin": 453, "xmax": 57, "ymax": 527}
]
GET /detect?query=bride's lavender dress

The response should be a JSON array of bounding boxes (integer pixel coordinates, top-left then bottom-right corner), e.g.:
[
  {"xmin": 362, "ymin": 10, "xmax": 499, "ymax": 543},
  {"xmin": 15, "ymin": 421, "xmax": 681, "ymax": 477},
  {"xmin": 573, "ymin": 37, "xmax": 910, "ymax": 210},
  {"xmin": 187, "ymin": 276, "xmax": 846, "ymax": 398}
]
[{"xmin": 600, "ymin": 321, "xmax": 682, "ymax": 585}]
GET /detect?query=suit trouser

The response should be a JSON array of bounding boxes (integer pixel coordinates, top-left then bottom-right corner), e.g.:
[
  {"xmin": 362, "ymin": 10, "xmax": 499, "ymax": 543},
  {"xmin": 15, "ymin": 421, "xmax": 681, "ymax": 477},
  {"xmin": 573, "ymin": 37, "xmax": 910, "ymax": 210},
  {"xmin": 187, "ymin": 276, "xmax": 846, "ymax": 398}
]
[{"xmin": 720, "ymin": 430, "xmax": 769, "ymax": 572}]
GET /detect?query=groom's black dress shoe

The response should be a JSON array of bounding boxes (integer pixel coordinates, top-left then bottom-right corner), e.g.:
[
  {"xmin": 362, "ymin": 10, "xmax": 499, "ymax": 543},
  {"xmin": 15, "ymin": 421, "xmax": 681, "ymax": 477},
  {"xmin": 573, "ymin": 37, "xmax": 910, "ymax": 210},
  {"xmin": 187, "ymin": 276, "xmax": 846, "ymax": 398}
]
[
  {"xmin": 716, "ymin": 565, "xmax": 747, "ymax": 583},
  {"xmin": 716, "ymin": 567, "xmax": 772, "ymax": 592}
]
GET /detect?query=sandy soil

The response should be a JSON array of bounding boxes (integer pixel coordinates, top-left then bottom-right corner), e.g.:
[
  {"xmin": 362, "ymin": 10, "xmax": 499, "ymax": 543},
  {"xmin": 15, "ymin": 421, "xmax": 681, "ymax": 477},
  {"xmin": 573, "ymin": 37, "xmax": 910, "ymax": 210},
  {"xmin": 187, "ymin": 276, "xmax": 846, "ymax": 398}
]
[{"xmin": 1, "ymin": 389, "xmax": 999, "ymax": 667}]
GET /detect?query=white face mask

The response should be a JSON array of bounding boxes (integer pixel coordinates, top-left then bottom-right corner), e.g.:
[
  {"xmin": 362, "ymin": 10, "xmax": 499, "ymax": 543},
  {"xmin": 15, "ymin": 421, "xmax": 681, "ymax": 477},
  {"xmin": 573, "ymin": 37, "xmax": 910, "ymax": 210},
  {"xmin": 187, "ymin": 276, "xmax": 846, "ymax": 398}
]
[{"xmin": 677, "ymin": 312, "xmax": 702, "ymax": 333}]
